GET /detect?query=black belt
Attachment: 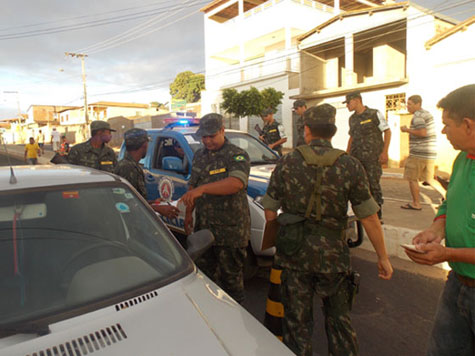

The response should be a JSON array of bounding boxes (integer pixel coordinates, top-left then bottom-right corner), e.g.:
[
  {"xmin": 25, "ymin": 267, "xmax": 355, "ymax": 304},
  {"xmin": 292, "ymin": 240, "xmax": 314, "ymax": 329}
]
[{"xmin": 456, "ymin": 272, "xmax": 475, "ymax": 288}]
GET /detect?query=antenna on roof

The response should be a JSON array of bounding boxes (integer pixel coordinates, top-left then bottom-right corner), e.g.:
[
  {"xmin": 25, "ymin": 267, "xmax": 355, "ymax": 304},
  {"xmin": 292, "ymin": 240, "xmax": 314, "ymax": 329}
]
[{"xmin": 1, "ymin": 136, "xmax": 17, "ymax": 184}]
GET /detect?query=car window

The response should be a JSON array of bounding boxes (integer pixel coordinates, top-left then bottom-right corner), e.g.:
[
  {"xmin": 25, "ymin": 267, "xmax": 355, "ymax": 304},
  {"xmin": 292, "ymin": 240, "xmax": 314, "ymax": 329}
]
[
  {"xmin": 153, "ymin": 137, "xmax": 189, "ymax": 174},
  {"xmin": 226, "ymin": 132, "xmax": 279, "ymax": 164},
  {"xmin": 0, "ymin": 183, "xmax": 191, "ymax": 326}
]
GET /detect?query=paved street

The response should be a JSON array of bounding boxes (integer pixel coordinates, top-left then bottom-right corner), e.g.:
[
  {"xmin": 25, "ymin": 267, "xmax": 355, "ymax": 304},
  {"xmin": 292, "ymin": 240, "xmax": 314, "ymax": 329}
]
[
  {"xmin": 0, "ymin": 148, "xmax": 448, "ymax": 355},
  {"xmin": 244, "ymin": 249, "xmax": 447, "ymax": 356}
]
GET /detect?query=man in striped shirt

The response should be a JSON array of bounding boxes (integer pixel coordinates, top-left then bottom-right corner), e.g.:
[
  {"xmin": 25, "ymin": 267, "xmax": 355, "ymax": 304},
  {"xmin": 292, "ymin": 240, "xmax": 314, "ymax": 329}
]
[{"xmin": 400, "ymin": 95, "xmax": 437, "ymax": 210}]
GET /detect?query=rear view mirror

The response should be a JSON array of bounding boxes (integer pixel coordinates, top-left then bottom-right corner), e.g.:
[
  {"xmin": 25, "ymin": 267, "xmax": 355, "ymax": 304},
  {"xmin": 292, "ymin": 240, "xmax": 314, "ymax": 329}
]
[
  {"xmin": 186, "ymin": 229, "xmax": 214, "ymax": 261},
  {"xmin": 0, "ymin": 204, "xmax": 47, "ymax": 222}
]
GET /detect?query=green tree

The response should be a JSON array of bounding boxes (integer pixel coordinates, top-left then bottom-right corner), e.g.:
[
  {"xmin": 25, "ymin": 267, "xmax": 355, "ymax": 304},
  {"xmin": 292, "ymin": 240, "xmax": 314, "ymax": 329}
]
[
  {"xmin": 169, "ymin": 71, "xmax": 205, "ymax": 103},
  {"xmin": 221, "ymin": 86, "xmax": 284, "ymax": 117}
]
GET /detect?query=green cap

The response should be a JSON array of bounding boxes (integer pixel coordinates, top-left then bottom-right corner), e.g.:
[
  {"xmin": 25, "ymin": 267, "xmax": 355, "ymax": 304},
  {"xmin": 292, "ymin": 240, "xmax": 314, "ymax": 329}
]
[
  {"xmin": 196, "ymin": 113, "xmax": 223, "ymax": 137},
  {"xmin": 260, "ymin": 108, "xmax": 274, "ymax": 117},
  {"xmin": 90, "ymin": 120, "xmax": 115, "ymax": 132},
  {"xmin": 293, "ymin": 100, "xmax": 306, "ymax": 110},
  {"xmin": 343, "ymin": 91, "xmax": 362, "ymax": 104},
  {"xmin": 124, "ymin": 128, "xmax": 148, "ymax": 146},
  {"xmin": 304, "ymin": 104, "xmax": 336, "ymax": 127}
]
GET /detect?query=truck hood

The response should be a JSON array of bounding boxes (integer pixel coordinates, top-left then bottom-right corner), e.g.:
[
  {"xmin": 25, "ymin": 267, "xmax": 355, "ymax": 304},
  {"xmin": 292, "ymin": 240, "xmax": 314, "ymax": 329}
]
[
  {"xmin": 247, "ymin": 164, "xmax": 275, "ymax": 199},
  {"xmin": 1, "ymin": 272, "xmax": 292, "ymax": 356}
]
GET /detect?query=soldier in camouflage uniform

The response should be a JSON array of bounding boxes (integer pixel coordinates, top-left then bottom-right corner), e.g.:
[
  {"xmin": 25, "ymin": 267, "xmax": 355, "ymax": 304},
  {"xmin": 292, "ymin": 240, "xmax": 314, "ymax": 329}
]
[
  {"xmin": 293, "ymin": 100, "xmax": 307, "ymax": 147},
  {"xmin": 262, "ymin": 104, "xmax": 393, "ymax": 356},
  {"xmin": 180, "ymin": 113, "xmax": 251, "ymax": 303},
  {"xmin": 68, "ymin": 121, "xmax": 117, "ymax": 172},
  {"xmin": 345, "ymin": 91, "xmax": 391, "ymax": 220},
  {"xmin": 114, "ymin": 128, "xmax": 179, "ymax": 219},
  {"xmin": 259, "ymin": 108, "xmax": 287, "ymax": 156}
]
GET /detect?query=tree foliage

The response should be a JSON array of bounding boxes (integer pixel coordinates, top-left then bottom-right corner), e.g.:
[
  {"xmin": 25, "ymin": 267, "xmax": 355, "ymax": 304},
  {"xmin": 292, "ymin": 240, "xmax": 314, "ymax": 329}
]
[
  {"xmin": 221, "ymin": 86, "xmax": 284, "ymax": 117},
  {"xmin": 169, "ymin": 71, "xmax": 205, "ymax": 103}
]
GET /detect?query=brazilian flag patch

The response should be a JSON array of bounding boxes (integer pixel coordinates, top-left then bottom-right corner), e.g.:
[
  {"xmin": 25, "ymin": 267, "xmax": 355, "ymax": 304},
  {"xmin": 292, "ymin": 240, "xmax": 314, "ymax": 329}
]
[{"xmin": 234, "ymin": 155, "xmax": 246, "ymax": 162}]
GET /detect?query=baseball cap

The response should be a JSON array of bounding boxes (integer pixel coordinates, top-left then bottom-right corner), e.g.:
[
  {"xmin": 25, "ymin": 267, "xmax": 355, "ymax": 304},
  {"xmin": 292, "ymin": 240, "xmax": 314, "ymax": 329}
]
[
  {"xmin": 90, "ymin": 120, "xmax": 116, "ymax": 132},
  {"xmin": 304, "ymin": 104, "xmax": 336, "ymax": 127},
  {"xmin": 343, "ymin": 91, "xmax": 362, "ymax": 104},
  {"xmin": 196, "ymin": 113, "xmax": 223, "ymax": 137},
  {"xmin": 260, "ymin": 108, "xmax": 274, "ymax": 117},
  {"xmin": 124, "ymin": 128, "xmax": 148, "ymax": 146},
  {"xmin": 292, "ymin": 100, "xmax": 306, "ymax": 111}
]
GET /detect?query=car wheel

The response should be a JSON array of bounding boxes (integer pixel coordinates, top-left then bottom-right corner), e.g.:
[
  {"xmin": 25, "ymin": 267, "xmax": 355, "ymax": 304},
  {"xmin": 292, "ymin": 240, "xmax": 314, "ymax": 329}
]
[{"xmin": 244, "ymin": 245, "xmax": 259, "ymax": 280}]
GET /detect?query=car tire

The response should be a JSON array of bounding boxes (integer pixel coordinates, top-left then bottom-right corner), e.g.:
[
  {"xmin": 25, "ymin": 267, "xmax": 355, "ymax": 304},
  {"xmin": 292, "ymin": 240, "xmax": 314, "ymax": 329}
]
[{"xmin": 244, "ymin": 245, "xmax": 259, "ymax": 280}]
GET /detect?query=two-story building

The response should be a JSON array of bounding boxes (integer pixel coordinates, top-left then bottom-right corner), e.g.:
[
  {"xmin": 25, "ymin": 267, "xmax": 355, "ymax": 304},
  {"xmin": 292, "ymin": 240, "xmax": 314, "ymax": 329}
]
[
  {"xmin": 200, "ymin": 0, "xmax": 385, "ymax": 147},
  {"xmin": 292, "ymin": 2, "xmax": 471, "ymax": 173}
]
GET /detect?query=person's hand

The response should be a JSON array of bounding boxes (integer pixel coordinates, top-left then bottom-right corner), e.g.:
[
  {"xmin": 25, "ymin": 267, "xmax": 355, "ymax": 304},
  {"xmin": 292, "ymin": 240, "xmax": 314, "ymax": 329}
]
[
  {"xmin": 412, "ymin": 229, "xmax": 443, "ymax": 247},
  {"xmin": 259, "ymin": 135, "xmax": 264, "ymax": 141},
  {"xmin": 184, "ymin": 213, "xmax": 193, "ymax": 235},
  {"xmin": 400, "ymin": 125, "xmax": 409, "ymax": 133},
  {"xmin": 153, "ymin": 205, "xmax": 180, "ymax": 219},
  {"xmin": 405, "ymin": 242, "xmax": 447, "ymax": 265},
  {"xmin": 180, "ymin": 187, "xmax": 203, "ymax": 207},
  {"xmin": 377, "ymin": 257, "xmax": 393, "ymax": 280},
  {"xmin": 379, "ymin": 152, "xmax": 388, "ymax": 164}
]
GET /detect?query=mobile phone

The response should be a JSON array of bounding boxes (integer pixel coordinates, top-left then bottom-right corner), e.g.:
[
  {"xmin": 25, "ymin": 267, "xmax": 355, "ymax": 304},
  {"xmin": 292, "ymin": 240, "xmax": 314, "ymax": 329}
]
[{"xmin": 401, "ymin": 244, "xmax": 425, "ymax": 253}]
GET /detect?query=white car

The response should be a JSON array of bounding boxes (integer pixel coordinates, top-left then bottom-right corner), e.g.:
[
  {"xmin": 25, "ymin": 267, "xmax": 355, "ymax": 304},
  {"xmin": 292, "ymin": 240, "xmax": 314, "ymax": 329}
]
[{"xmin": 0, "ymin": 165, "xmax": 293, "ymax": 356}]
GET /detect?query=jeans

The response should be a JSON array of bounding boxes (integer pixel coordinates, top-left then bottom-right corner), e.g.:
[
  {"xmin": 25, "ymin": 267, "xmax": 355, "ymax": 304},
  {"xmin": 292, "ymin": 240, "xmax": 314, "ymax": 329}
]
[{"xmin": 427, "ymin": 271, "xmax": 475, "ymax": 356}]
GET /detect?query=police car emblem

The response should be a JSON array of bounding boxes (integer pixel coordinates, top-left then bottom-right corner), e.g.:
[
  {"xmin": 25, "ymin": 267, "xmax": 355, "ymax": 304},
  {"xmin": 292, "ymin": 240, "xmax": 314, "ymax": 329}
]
[{"xmin": 158, "ymin": 177, "xmax": 174, "ymax": 202}]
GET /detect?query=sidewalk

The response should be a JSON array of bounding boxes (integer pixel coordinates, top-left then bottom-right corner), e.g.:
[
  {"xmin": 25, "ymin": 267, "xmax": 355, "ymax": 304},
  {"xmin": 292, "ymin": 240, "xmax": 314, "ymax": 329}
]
[{"xmin": 4, "ymin": 144, "xmax": 447, "ymax": 267}]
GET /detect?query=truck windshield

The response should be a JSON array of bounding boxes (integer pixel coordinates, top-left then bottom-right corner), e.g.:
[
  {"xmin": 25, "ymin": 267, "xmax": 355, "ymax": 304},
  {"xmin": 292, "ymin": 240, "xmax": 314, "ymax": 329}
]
[{"xmin": 0, "ymin": 183, "xmax": 191, "ymax": 327}]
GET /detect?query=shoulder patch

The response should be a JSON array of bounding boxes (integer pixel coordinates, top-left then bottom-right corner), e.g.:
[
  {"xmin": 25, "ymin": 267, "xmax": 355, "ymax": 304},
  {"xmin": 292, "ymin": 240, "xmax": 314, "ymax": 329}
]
[{"xmin": 233, "ymin": 155, "xmax": 246, "ymax": 162}]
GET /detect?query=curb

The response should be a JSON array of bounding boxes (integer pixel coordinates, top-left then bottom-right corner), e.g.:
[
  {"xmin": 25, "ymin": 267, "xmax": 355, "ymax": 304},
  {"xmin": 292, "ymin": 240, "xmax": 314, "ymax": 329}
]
[{"xmin": 357, "ymin": 224, "xmax": 449, "ymax": 271}]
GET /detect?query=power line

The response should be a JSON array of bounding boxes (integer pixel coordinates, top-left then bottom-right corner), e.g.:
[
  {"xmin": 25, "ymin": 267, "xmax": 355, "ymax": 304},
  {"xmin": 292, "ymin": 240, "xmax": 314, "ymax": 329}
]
[{"xmin": 0, "ymin": 1, "xmax": 207, "ymax": 41}]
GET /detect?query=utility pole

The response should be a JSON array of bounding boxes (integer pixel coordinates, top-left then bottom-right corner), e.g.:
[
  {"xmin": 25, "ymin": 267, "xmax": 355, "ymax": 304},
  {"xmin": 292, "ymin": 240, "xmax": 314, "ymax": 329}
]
[{"xmin": 65, "ymin": 52, "xmax": 89, "ymax": 128}]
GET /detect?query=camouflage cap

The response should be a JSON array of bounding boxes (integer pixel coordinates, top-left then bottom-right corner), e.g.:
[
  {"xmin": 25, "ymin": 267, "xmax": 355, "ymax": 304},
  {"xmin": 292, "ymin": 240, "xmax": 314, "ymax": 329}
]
[
  {"xmin": 260, "ymin": 108, "xmax": 274, "ymax": 117},
  {"xmin": 343, "ymin": 91, "xmax": 362, "ymax": 104},
  {"xmin": 196, "ymin": 113, "xmax": 223, "ymax": 137},
  {"xmin": 90, "ymin": 120, "xmax": 116, "ymax": 132},
  {"xmin": 124, "ymin": 128, "xmax": 148, "ymax": 146},
  {"xmin": 304, "ymin": 104, "xmax": 336, "ymax": 127},
  {"xmin": 292, "ymin": 100, "xmax": 306, "ymax": 110}
]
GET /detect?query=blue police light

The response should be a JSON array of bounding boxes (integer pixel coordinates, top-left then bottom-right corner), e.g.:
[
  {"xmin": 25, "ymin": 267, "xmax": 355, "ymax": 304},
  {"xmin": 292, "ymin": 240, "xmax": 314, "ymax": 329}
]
[{"xmin": 178, "ymin": 120, "xmax": 189, "ymax": 125}]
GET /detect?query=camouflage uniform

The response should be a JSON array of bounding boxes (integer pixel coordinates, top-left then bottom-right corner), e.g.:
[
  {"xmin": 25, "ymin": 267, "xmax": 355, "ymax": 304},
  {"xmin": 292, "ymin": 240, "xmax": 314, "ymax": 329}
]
[
  {"xmin": 262, "ymin": 120, "xmax": 284, "ymax": 156},
  {"xmin": 67, "ymin": 140, "xmax": 117, "ymax": 173},
  {"xmin": 295, "ymin": 115, "xmax": 305, "ymax": 147},
  {"xmin": 190, "ymin": 137, "xmax": 251, "ymax": 303},
  {"xmin": 348, "ymin": 106, "xmax": 387, "ymax": 215},
  {"xmin": 114, "ymin": 152, "xmax": 147, "ymax": 198},
  {"xmin": 262, "ymin": 104, "xmax": 379, "ymax": 356},
  {"xmin": 113, "ymin": 128, "xmax": 149, "ymax": 199}
]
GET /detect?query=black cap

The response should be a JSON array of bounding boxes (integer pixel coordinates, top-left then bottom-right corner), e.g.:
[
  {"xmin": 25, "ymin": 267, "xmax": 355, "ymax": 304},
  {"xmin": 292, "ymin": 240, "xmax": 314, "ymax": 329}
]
[
  {"xmin": 304, "ymin": 104, "xmax": 336, "ymax": 127},
  {"xmin": 343, "ymin": 91, "xmax": 362, "ymax": 104},
  {"xmin": 293, "ymin": 100, "xmax": 306, "ymax": 110},
  {"xmin": 196, "ymin": 113, "xmax": 223, "ymax": 137}
]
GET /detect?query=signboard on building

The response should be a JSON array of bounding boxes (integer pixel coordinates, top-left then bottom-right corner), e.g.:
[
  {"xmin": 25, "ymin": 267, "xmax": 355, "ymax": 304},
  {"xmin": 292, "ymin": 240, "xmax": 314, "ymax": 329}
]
[{"xmin": 171, "ymin": 99, "xmax": 187, "ymax": 111}]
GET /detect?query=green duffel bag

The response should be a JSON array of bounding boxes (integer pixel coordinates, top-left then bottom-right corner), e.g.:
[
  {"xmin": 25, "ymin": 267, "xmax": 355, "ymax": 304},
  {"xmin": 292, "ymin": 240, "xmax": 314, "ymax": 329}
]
[{"xmin": 275, "ymin": 213, "xmax": 306, "ymax": 256}]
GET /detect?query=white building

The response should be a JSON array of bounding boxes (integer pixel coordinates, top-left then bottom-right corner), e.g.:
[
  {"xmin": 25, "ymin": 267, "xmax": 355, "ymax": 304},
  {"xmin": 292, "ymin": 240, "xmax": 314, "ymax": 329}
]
[
  {"xmin": 293, "ymin": 2, "xmax": 469, "ymax": 173},
  {"xmin": 200, "ymin": 0, "xmax": 385, "ymax": 147}
]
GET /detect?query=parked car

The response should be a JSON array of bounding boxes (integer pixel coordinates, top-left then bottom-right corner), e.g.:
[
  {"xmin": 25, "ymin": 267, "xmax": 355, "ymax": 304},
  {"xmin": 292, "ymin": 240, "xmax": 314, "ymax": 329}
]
[{"xmin": 0, "ymin": 165, "xmax": 293, "ymax": 356}]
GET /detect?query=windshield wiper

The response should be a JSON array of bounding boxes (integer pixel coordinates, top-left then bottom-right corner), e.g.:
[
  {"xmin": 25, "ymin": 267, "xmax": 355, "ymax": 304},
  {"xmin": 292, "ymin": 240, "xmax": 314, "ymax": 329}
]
[{"xmin": 0, "ymin": 323, "xmax": 50, "ymax": 337}]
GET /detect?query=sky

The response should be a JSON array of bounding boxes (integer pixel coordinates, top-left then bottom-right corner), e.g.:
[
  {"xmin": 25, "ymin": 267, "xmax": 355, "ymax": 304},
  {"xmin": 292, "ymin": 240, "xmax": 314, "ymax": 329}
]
[{"xmin": 1, "ymin": 0, "xmax": 474, "ymax": 119}]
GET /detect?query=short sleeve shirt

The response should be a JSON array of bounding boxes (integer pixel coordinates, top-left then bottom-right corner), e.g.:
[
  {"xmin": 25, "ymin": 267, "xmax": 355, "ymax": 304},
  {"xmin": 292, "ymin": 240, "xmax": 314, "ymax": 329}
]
[
  {"xmin": 114, "ymin": 152, "xmax": 147, "ymax": 199},
  {"xmin": 67, "ymin": 140, "xmax": 117, "ymax": 173},
  {"xmin": 189, "ymin": 138, "xmax": 251, "ymax": 247},
  {"xmin": 409, "ymin": 109, "xmax": 437, "ymax": 160},
  {"xmin": 25, "ymin": 143, "xmax": 39, "ymax": 159}
]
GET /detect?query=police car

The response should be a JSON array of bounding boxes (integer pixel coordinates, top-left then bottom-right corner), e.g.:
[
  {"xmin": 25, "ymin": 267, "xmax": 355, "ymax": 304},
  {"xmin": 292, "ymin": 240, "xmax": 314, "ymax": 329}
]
[
  {"xmin": 119, "ymin": 122, "xmax": 281, "ymax": 277},
  {"xmin": 0, "ymin": 165, "xmax": 293, "ymax": 356}
]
